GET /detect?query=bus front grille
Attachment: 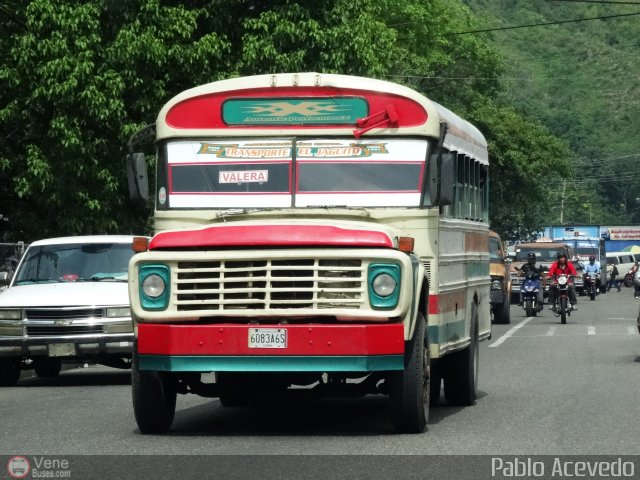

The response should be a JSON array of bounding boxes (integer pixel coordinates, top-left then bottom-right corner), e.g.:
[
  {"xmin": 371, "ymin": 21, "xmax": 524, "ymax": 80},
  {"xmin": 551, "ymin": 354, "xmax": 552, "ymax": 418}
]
[{"xmin": 175, "ymin": 259, "xmax": 365, "ymax": 311}]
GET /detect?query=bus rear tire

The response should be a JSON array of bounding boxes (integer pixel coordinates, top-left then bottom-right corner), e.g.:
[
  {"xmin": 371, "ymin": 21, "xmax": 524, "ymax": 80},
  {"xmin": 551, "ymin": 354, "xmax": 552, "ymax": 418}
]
[
  {"xmin": 388, "ymin": 313, "xmax": 429, "ymax": 434},
  {"xmin": 444, "ymin": 309, "xmax": 478, "ymax": 406},
  {"xmin": 132, "ymin": 348, "xmax": 176, "ymax": 434}
]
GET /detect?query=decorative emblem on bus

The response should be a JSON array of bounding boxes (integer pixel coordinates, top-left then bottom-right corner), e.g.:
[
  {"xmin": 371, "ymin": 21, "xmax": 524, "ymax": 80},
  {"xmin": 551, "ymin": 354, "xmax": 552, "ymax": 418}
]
[
  {"xmin": 222, "ymin": 97, "xmax": 368, "ymax": 125},
  {"xmin": 198, "ymin": 142, "xmax": 388, "ymax": 159}
]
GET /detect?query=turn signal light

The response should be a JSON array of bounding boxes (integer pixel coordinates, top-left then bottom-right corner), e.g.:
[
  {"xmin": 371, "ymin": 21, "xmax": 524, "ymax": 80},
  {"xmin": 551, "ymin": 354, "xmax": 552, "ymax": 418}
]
[
  {"xmin": 398, "ymin": 236, "xmax": 415, "ymax": 253},
  {"xmin": 132, "ymin": 236, "xmax": 149, "ymax": 253}
]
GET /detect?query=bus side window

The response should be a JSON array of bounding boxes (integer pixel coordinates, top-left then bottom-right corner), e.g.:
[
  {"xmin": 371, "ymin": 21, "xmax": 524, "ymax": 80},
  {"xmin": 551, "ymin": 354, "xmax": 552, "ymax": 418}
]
[{"xmin": 480, "ymin": 164, "xmax": 488, "ymax": 222}]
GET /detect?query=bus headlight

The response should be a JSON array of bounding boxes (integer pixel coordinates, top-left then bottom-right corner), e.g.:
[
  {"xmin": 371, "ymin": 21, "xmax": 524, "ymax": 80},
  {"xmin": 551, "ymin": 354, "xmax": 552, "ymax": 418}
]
[
  {"xmin": 139, "ymin": 265, "xmax": 170, "ymax": 311},
  {"xmin": 373, "ymin": 273, "xmax": 397, "ymax": 297},
  {"xmin": 368, "ymin": 264, "xmax": 401, "ymax": 309}
]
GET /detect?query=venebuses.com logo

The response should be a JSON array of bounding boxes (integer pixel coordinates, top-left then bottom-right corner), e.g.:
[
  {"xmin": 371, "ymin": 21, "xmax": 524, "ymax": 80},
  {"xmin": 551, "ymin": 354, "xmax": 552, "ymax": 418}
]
[
  {"xmin": 6, "ymin": 456, "xmax": 30, "ymax": 479},
  {"xmin": 6, "ymin": 455, "xmax": 71, "ymax": 478}
]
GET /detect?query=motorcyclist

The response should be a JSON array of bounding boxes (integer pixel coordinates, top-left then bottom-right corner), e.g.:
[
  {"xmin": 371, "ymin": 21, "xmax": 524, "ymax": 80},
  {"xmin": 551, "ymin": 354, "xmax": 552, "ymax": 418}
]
[
  {"xmin": 517, "ymin": 252, "xmax": 544, "ymax": 310},
  {"xmin": 582, "ymin": 255, "xmax": 601, "ymax": 293},
  {"xmin": 547, "ymin": 252, "xmax": 578, "ymax": 311}
]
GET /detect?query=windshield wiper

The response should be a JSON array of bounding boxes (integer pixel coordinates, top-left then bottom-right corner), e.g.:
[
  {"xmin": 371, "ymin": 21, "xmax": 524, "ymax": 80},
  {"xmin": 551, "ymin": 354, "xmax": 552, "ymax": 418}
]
[
  {"xmin": 79, "ymin": 274, "xmax": 128, "ymax": 282},
  {"xmin": 15, "ymin": 278, "xmax": 57, "ymax": 285}
]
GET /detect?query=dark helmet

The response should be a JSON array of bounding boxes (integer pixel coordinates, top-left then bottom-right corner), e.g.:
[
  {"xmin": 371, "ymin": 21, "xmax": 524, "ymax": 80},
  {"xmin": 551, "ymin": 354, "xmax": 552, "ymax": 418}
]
[
  {"xmin": 557, "ymin": 251, "xmax": 567, "ymax": 260},
  {"xmin": 527, "ymin": 252, "xmax": 536, "ymax": 263},
  {"xmin": 589, "ymin": 256, "xmax": 596, "ymax": 262}
]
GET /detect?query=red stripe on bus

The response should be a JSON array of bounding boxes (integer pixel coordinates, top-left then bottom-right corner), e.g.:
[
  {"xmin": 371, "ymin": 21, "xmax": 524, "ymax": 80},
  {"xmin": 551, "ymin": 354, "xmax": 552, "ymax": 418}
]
[
  {"xmin": 149, "ymin": 225, "xmax": 393, "ymax": 249},
  {"xmin": 465, "ymin": 231, "xmax": 489, "ymax": 253},
  {"xmin": 165, "ymin": 87, "xmax": 427, "ymax": 129},
  {"xmin": 428, "ymin": 290, "xmax": 467, "ymax": 315},
  {"xmin": 137, "ymin": 323, "xmax": 405, "ymax": 356}
]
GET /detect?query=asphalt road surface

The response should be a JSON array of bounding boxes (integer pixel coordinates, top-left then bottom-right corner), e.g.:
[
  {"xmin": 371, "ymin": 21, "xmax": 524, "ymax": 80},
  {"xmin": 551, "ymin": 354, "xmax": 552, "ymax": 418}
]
[{"xmin": 1, "ymin": 289, "xmax": 639, "ymax": 458}]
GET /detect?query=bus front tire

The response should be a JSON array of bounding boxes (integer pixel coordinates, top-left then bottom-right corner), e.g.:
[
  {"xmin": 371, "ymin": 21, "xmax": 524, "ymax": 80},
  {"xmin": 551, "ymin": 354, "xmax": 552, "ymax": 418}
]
[
  {"xmin": 388, "ymin": 313, "xmax": 429, "ymax": 434},
  {"xmin": 444, "ymin": 311, "xmax": 478, "ymax": 407},
  {"xmin": 132, "ymin": 350, "xmax": 176, "ymax": 434}
]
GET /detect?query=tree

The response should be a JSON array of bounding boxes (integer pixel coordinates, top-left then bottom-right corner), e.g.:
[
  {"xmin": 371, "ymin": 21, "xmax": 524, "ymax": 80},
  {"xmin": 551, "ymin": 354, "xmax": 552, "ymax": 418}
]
[{"xmin": 0, "ymin": 0, "xmax": 574, "ymax": 241}]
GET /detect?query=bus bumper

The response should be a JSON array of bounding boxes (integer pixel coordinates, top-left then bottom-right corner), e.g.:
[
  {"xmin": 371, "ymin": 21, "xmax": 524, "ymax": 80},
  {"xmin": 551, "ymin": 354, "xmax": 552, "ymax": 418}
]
[{"xmin": 137, "ymin": 323, "xmax": 405, "ymax": 372}]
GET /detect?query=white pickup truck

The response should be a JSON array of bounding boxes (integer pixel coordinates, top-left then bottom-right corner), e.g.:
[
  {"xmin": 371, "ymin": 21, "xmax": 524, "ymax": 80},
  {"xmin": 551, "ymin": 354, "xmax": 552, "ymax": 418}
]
[{"xmin": 0, "ymin": 235, "xmax": 139, "ymax": 385}]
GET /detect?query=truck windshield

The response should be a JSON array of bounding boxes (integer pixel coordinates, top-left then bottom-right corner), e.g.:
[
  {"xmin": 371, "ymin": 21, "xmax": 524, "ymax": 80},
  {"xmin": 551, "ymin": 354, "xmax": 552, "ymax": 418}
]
[
  {"xmin": 514, "ymin": 248, "xmax": 560, "ymax": 262},
  {"xmin": 15, "ymin": 243, "xmax": 134, "ymax": 285},
  {"xmin": 162, "ymin": 138, "xmax": 428, "ymax": 209}
]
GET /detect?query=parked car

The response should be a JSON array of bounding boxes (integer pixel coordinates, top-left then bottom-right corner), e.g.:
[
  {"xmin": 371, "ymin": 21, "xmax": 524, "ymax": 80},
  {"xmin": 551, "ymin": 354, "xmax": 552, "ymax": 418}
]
[
  {"xmin": 0, "ymin": 235, "xmax": 140, "ymax": 386},
  {"xmin": 489, "ymin": 231, "xmax": 511, "ymax": 324}
]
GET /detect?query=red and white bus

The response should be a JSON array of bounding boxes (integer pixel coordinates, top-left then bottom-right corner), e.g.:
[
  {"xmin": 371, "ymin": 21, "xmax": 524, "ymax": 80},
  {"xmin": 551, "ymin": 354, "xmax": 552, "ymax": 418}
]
[{"xmin": 126, "ymin": 72, "xmax": 491, "ymax": 434}]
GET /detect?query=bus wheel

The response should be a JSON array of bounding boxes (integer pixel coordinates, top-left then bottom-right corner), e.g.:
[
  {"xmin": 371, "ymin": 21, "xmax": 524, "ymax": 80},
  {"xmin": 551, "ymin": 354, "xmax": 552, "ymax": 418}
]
[
  {"xmin": 444, "ymin": 309, "xmax": 479, "ymax": 406},
  {"xmin": 0, "ymin": 358, "xmax": 21, "ymax": 386},
  {"xmin": 132, "ymin": 348, "xmax": 176, "ymax": 434},
  {"xmin": 388, "ymin": 313, "xmax": 429, "ymax": 433}
]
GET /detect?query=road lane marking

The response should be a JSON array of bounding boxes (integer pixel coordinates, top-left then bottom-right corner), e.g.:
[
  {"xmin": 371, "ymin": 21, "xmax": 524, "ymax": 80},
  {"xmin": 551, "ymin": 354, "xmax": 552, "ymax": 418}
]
[
  {"xmin": 587, "ymin": 326, "xmax": 596, "ymax": 335},
  {"xmin": 489, "ymin": 317, "xmax": 532, "ymax": 347},
  {"xmin": 546, "ymin": 326, "xmax": 556, "ymax": 336}
]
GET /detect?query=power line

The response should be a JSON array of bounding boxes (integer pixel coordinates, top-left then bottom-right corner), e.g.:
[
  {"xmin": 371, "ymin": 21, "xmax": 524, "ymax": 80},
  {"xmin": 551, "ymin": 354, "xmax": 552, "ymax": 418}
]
[
  {"xmin": 440, "ymin": 11, "xmax": 640, "ymax": 36},
  {"xmin": 550, "ymin": 0, "xmax": 640, "ymax": 4}
]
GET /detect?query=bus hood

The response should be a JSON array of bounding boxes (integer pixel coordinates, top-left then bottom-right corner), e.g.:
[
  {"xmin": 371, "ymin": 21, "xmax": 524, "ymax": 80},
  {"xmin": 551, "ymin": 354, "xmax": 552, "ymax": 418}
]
[{"xmin": 149, "ymin": 219, "xmax": 406, "ymax": 250}]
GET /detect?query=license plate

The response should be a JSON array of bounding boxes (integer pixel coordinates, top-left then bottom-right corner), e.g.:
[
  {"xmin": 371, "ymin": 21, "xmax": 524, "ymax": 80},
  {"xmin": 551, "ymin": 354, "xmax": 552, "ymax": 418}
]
[
  {"xmin": 48, "ymin": 343, "xmax": 76, "ymax": 357},
  {"xmin": 248, "ymin": 328, "xmax": 287, "ymax": 349}
]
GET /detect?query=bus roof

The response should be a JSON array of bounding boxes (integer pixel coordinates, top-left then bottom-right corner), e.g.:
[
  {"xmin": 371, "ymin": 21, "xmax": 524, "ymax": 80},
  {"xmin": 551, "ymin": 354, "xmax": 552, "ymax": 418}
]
[{"xmin": 156, "ymin": 72, "xmax": 488, "ymax": 164}]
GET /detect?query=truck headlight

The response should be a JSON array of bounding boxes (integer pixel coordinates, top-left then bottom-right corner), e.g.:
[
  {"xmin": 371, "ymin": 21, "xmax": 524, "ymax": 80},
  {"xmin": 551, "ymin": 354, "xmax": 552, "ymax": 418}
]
[
  {"xmin": 139, "ymin": 265, "xmax": 170, "ymax": 311},
  {"xmin": 0, "ymin": 319, "xmax": 22, "ymax": 336},
  {"xmin": 368, "ymin": 264, "xmax": 400, "ymax": 309},
  {"xmin": 0, "ymin": 309, "xmax": 22, "ymax": 320}
]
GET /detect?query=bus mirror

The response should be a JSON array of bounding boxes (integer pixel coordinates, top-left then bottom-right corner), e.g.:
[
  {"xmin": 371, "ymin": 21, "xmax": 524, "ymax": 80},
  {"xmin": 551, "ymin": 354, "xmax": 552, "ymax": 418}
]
[
  {"xmin": 428, "ymin": 152, "xmax": 455, "ymax": 206},
  {"xmin": 126, "ymin": 153, "xmax": 149, "ymax": 203}
]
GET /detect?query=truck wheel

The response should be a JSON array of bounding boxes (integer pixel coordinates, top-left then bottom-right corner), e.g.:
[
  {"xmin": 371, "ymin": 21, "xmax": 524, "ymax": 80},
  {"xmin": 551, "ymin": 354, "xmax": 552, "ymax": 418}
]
[
  {"xmin": 388, "ymin": 313, "xmax": 429, "ymax": 433},
  {"xmin": 132, "ymin": 348, "xmax": 176, "ymax": 434},
  {"xmin": 443, "ymin": 308, "xmax": 478, "ymax": 406},
  {"xmin": 33, "ymin": 358, "xmax": 62, "ymax": 378},
  {"xmin": 0, "ymin": 358, "xmax": 21, "ymax": 386},
  {"xmin": 493, "ymin": 297, "xmax": 511, "ymax": 324}
]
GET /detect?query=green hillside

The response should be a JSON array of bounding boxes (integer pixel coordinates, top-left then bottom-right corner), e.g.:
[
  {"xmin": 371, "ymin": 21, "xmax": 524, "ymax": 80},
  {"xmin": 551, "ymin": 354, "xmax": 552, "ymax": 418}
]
[{"xmin": 464, "ymin": 0, "xmax": 640, "ymax": 225}]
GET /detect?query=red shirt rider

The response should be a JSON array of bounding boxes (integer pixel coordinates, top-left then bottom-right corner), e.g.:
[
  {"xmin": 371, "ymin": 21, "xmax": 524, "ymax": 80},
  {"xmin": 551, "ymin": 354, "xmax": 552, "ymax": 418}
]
[{"xmin": 547, "ymin": 253, "xmax": 577, "ymax": 278}]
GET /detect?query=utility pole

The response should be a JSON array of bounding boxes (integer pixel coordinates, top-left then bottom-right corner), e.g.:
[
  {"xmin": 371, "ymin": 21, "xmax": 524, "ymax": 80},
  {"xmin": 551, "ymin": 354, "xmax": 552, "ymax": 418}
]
[{"xmin": 560, "ymin": 180, "xmax": 566, "ymax": 225}]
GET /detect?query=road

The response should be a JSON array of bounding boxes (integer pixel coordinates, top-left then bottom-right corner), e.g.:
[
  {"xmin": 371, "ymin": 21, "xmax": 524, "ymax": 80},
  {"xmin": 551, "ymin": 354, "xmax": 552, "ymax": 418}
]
[{"xmin": 1, "ymin": 290, "xmax": 639, "ymax": 457}]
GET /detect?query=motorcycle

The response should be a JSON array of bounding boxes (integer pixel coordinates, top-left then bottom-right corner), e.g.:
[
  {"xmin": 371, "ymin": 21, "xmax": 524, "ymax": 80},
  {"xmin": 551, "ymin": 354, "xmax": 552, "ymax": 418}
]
[
  {"xmin": 583, "ymin": 272, "xmax": 599, "ymax": 301},
  {"xmin": 521, "ymin": 270, "xmax": 543, "ymax": 317},
  {"xmin": 551, "ymin": 274, "xmax": 574, "ymax": 324}
]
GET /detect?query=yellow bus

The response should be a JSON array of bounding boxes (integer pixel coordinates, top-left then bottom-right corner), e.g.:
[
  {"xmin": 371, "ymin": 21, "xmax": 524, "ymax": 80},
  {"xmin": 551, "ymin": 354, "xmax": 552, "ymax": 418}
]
[{"xmin": 126, "ymin": 72, "xmax": 491, "ymax": 434}]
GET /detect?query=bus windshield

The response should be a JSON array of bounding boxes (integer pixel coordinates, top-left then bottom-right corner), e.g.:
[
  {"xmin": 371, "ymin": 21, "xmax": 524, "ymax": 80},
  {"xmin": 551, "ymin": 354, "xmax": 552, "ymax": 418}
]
[{"xmin": 163, "ymin": 138, "xmax": 428, "ymax": 209}]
